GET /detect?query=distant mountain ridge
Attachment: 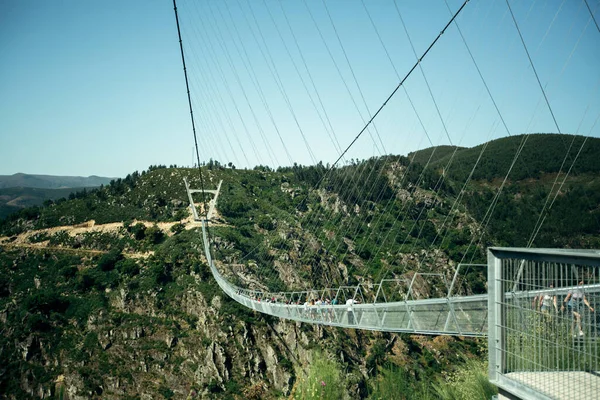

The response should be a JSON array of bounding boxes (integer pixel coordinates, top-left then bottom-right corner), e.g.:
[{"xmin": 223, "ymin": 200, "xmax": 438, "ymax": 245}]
[
  {"xmin": 0, "ymin": 174, "xmax": 116, "ymax": 220},
  {"xmin": 0, "ymin": 173, "xmax": 115, "ymax": 189}
]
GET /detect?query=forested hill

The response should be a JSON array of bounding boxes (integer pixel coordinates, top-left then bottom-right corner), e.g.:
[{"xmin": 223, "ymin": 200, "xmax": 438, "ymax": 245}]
[{"xmin": 409, "ymin": 134, "xmax": 600, "ymax": 181}]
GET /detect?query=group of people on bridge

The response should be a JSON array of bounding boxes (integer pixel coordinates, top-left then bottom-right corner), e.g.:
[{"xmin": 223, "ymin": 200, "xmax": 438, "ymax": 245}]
[
  {"xmin": 235, "ymin": 289, "xmax": 362, "ymax": 324},
  {"xmin": 533, "ymin": 281, "xmax": 596, "ymax": 337}
]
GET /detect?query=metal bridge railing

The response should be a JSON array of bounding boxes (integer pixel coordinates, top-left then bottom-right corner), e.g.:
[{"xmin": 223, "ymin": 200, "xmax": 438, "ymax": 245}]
[
  {"xmin": 201, "ymin": 221, "xmax": 488, "ymax": 336},
  {"xmin": 488, "ymin": 248, "xmax": 600, "ymax": 400}
]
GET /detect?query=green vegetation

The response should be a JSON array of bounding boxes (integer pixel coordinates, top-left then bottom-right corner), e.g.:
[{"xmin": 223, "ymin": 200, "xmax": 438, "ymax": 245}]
[
  {"xmin": 0, "ymin": 187, "xmax": 91, "ymax": 220},
  {"xmin": 1, "ymin": 134, "xmax": 598, "ymax": 398},
  {"xmin": 291, "ymin": 350, "xmax": 496, "ymax": 400},
  {"xmin": 294, "ymin": 351, "xmax": 343, "ymax": 400},
  {"xmin": 0, "ymin": 225, "xmax": 229, "ymax": 398}
]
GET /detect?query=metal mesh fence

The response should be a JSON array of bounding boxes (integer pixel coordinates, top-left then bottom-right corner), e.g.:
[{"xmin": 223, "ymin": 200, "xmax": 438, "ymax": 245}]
[{"xmin": 488, "ymin": 248, "xmax": 600, "ymax": 400}]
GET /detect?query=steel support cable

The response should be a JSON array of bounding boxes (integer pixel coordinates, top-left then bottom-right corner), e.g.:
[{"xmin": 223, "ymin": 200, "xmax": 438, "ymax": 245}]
[
  {"xmin": 346, "ymin": 54, "xmax": 488, "ymax": 288},
  {"xmin": 292, "ymin": 0, "xmax": 430, "ymax": 252},
  {"xmin": 505, "ymin": 0, "xmax": 563, "ymax": 139},
  {"xmin": 462, "ymin": 135, "xmax": 531, "ymax": 265},
  {"xmin": 184, "ymin": 78, "xmax": 228, "ymax": 165},
  {"xmin": 338, "ymin": 0, "xmax": 442, "ymax": 270},
  {"xmin": 178, "ymin": 38, "xmax": 233, "ymax": 167},
  {"xmin": 288, "ymin": 0, "xmax": 472, "ymax": 287},
  {"xmin": 465, "ymin": 101, "xmax": 548, "ymax": 257},
  {"xmin": 190, "ymin": 0, "xmax": 267, "ymax": 168},
  {"xmin": 388, "ymin": 1, "xmax": 489, "ymax": 277},
  {"xmin": 297, "ymin": 0, "xmax": 471, "ymax": 208},
  {"xmin": 243, "ymin": 0, "xmax": 318, "ymax": 166},
  {"xmin": 262, "ymin": 0, "xmax": 343, "ymax": 158},
  {"xmin": 528, "ymin": 90, "xmax": 600, "ymax": 247},
  {"xmin": 185, "ymin": 1, "xmax": 259, "ymax": 167},
  {"xmin": 182, "ymin": 47, "xmax": 236, "ymax": 166},
  {"xmin": 551, "ymin": 113, "xmax": 600, "ymax": 212},
  {"xmin": 317, "ymin": 114, "xmax": 434, "ymax": 275},
  {"xmin": 190, "ymin": 4, "xmax": 263, "ymax": 167},
  {"xmin": 205, "ymin": 2, "xmax": 280, "ymax": 168},
  {"xmin": 433, "ymin": 119, "xmax": 502, "ymax": 251},
  {"xmin": 508, "ymin": 0, "xmax": 596, "ymax": 247},
  {"xmin": 179, "ymin": 2, "xmax": 249, "ymax": 168},
  {"xmin": 222, "ymin": 0, "xmax": 296, "ymax": 166},
  {"xmin": 188, "ymin": 72, "xmax": 242, "ymax": 168},
  {"xmin": 173, "ymin": 0, "xmax": 209, "ymax": 220},
  {"xmin": 302, "ymin": 0, "xmax": 385, "ymax": 157},
  {"xmin": 371, "ymin": 145, "xmax": 460, "ymax": 284},
  {"xmin": 262, "ymin": 0, "xmax": 381, "ymax": 254},
  {"xmin": 442, "ymin": 0, "xmax": 512, "ymax": 138},
  {"xmin": 179, "ymin": 11, "xmax": 250, "ymax": 167},
  {"xmin": 321, "ymin": 0, "xmax": 388, "ymax": 156},
  {"xmin": 182, "ymin": 3, "xmax": 254, "ymax": 168},
  {"xmin": 534, "ymin": 0, "xmax": 568, "ymax": 56},
  {"xmin": 277, "ymin": 1, "xmax": 344, "ymax": 156},
  {"xmin": 458, "ymin": 133, "xmax": 530, "ymax": 266},
  {"xmin": 395, "ymin": 1, "xmax": 454, "ymax": 148},
  {"xmin": 527, "ymin": 135, "xmax": 590, "ymax": 247},
  {"xmin": 191, "ymin": 47, "xmax": 250, "ymax": 168},
  {"xmin": 441, "ymin": 0, "xmax": 562, "ymax": 189},
  {"xmin": 323, "ymin": 157, "xmax": 402, "ymax": 276},
  {"xmin": 183, "ymin": 3, "xmax": 318, "ymax": 290},
  {"xmin": 361, "ymin": 0, "xmax": 434, "ymax": 149},
  {"xmin": 230, "ymin": 0, "xmax": 362, "ymax": 284},
  {"xmin": 527, "ymin": 136, "xmax": 578, "ymax": 248},
  {"xmin": 412, "ymin": 114, "xmax": 499, "ymax": 277},
  {"xmin": 584, "ymin": 0, "xmax": 600, "ymax": 33},
  {"xmin": 462, "ymin": 0, "xmax": 588, "ymax": 260},
  {"xmin": 345, "ymin": 95, "xmax": 482, "ymax": 278},
  {"xmin": 218, "ymin": 1, "xmax": 298, "ymax": 167},
  {"xmin": 408, "ymin": 0, "xmax": 529, "ymax": 274},
  {"xmin": 210, "ymin": 5, "xmax": 282, "ymax": 169}
]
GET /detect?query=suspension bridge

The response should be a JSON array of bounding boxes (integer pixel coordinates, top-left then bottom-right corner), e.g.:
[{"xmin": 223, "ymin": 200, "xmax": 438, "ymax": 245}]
[
  {"xmin": 187, "ymin": 181, "xmax": 600, "ymax": 400},
  {"xmin": 173, "ymin": 0, "xmax": 600, "ymax": 398}
]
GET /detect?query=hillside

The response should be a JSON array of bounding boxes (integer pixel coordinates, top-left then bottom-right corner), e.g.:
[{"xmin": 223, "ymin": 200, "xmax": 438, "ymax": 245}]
[
  {"xmin": 0, "ymin": 134, "xmax": 598, "ymax": 398},
  {"xmin": 407, "ymin": 145, "xmax": 465, "ymax": 167},
  {"xmin": 0, "ymin": 187, "xmax": 98, "ymax": 220}
]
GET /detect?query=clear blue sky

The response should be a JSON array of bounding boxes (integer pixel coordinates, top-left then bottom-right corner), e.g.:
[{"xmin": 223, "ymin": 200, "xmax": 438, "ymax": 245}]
[{"xmin": 1, "ymin": 0, "xmax": 599, "ymax": 177}]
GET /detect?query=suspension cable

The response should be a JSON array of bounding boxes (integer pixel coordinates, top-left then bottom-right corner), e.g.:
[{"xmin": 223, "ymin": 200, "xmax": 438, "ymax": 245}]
[{"xmin": 173, "ymin": 0, "xmax": 209, "ymax": 220}]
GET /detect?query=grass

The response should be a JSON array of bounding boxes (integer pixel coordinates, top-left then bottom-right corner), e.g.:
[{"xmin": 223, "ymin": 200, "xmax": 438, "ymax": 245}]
[{"xmin": 293, "ymin": 351, "xmax": 343, "ymax": 400}]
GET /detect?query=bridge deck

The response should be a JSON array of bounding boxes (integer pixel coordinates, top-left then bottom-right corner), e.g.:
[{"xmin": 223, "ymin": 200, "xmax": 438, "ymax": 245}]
[{"xmin": 502, "ymin": 371, "xmax": 600, "ymax": 400}]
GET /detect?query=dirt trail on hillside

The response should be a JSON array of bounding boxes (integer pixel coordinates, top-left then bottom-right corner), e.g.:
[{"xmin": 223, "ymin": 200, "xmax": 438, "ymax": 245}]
[
  {"xmin": 1, "ymin": 242, "xmax": 107, "ymax": 255},
  {"xmin": 0, "ymin": 206, "xmax": 226, "ymax": 257}
]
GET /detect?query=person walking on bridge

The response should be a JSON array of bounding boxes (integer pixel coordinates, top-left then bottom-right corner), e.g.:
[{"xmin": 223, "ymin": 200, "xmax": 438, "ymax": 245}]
[
  {"xmin": 562, "ymin": 280, "xmax": 595, "ymax": 336},
  {"xmin": 346, "ymin": 298, "xmax": 359, "ymax": 324}
]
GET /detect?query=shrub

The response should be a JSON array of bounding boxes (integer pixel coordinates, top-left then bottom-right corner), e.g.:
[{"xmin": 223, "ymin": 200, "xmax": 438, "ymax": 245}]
[
  {"xmin": 294, "ymin": 351, "xmax": 342, "ymax": 400},
  {"xmin": 433, "ymin": 359, "xmax": 497, "ymax": 400},
  {"xmin": 129, "ymin": 223, "xmax": 147, "ymax": 240},
  {"xmin": 145, "ymin": 225, "xmax": 165, "ymax": 245},
  {"xmin": 117, "ymin": 259, "xmax": 140, "ymax": 276},
  {"xmin": 98, "ymin": 249, "xmax": 123, "ymax": 272},
  {"xmin": 170, "ymin": 223, "xmax": 185, "ymax": 235}
]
